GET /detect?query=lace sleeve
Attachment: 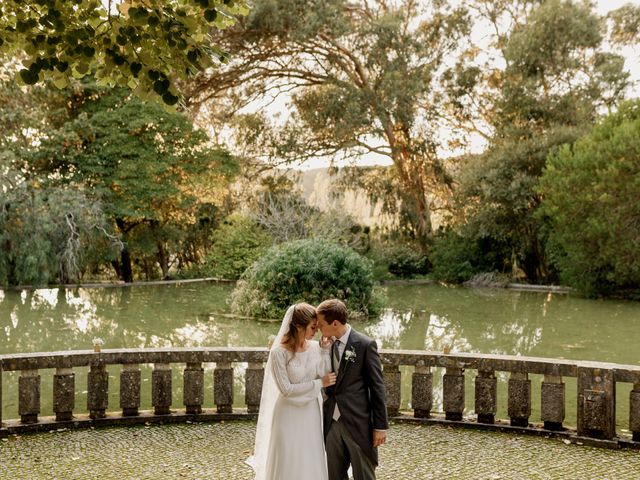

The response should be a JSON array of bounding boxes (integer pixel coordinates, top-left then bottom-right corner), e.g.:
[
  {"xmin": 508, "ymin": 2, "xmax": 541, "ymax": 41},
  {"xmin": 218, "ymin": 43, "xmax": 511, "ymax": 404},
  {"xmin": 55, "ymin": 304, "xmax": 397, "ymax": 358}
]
[{"xmin": 270, "ymin": 348, "xmax": 322, "ymax": 403}]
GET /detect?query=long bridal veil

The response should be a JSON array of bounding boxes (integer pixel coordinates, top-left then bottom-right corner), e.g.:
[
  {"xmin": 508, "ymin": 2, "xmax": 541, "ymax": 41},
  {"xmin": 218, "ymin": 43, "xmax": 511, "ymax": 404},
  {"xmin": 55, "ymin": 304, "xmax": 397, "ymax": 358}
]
[{"xmin": 245, "ymin": 304, "xmax": 296, "ymax": 480}]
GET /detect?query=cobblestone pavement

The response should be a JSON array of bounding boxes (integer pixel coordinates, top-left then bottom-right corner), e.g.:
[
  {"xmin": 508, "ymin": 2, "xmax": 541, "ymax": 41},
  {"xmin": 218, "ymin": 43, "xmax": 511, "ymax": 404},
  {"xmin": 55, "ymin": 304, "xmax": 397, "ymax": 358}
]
[{"xmin": 1, "ymin": 421, "xmax": 639, "ymax": 480}]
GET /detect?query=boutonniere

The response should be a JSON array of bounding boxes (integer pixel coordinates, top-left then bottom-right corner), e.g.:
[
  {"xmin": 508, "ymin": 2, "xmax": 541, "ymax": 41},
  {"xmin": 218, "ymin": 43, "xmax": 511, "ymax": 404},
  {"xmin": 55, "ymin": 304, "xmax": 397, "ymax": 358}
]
[{"xmin": 344, "ymin": 346, "xmax": 357, "ymax": 363}]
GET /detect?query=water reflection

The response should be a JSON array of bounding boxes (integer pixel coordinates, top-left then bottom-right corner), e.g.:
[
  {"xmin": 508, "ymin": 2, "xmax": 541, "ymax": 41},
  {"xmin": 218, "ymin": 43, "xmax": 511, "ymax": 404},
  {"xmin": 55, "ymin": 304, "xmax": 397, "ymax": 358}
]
[
  {"xmin": 0, "ymin": 283, "xmax": 639, "ymax": 366},
  {"xmin": 32, "ymin": 288, "xmax": 59, "ymax": 309},
  {"xmin": 366, "ymin": 309, "xmax": 406, "ymax": 349},
  {"xmin": 0, "ymin": 283, "xmax": 282, "ymax": 354}
]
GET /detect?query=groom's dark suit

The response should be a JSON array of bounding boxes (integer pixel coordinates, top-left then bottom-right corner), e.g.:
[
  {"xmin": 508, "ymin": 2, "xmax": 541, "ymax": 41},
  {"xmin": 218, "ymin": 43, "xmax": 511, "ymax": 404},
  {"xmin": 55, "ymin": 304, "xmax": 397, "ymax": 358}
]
[{"xmin": 323, "ymin": 327, "xmax": 388, "ymax": 472}]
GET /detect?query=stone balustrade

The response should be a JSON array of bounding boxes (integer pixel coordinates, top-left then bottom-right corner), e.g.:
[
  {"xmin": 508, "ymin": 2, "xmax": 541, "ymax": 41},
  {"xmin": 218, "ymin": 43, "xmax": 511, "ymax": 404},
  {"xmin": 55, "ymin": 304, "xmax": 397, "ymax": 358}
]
[{"xmin": 1, "ymin": 348, "xmax": 639, "ymax": 448}]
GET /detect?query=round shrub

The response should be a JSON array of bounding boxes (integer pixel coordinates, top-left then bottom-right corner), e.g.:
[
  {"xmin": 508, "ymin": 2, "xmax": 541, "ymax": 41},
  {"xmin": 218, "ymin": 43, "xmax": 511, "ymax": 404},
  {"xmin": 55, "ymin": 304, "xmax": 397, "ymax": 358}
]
[{"xmin": 230, "ymin": 238, "xmax": 383, "ymax": 319}]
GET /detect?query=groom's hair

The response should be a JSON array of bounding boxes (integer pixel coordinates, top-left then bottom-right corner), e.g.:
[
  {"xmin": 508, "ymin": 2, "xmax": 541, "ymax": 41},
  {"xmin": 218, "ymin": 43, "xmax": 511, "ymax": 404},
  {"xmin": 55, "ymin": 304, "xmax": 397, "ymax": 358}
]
[{"xmin": 317, "ymin": 299, "xmax": 347, "ymax": 324}]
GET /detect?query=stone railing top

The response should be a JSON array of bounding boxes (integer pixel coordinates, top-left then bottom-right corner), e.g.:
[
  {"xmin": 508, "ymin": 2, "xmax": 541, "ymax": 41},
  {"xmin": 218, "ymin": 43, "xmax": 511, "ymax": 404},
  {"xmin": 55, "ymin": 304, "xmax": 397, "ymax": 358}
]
[
  {"xmin": 1, "ymin": 348, "xmax": 639, "ymax": 383},
  {"xmin": 380, "ymin": 350, "xmax": 640, "ymax": 381},
  {"xmin": 0, "ymin": 347, "xmax": 269, "ymax": 371}
]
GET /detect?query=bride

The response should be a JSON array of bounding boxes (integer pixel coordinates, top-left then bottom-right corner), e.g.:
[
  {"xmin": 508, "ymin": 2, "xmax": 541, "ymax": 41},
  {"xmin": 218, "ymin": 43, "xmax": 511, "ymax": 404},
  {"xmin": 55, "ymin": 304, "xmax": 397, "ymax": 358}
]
[{"xmin": 248, "ymin": 303, "xmax": 336, "ymax": 480}]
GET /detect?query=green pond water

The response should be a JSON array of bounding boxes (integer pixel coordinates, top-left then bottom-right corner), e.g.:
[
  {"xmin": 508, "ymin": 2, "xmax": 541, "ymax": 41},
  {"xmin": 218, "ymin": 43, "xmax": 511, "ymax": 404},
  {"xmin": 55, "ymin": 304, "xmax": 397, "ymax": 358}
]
[{"xmin": 1, "ymin": 282, "xmax": 639, "ymax": 431}]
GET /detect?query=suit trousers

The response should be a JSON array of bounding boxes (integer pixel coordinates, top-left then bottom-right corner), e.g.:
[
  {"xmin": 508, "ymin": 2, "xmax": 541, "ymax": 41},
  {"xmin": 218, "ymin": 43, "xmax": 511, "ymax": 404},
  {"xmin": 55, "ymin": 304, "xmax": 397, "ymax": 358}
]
[{"xmin": 326, "ymin": 419, "xmax": 376, "ymax": 480}]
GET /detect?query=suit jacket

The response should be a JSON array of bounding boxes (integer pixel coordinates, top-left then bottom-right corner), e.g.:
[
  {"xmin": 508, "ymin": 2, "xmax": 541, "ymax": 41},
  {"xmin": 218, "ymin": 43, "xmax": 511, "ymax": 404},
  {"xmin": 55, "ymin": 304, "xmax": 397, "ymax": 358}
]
[{"xmin": 323, "ymin": 328, "xmax": 388, "ymax": 466}]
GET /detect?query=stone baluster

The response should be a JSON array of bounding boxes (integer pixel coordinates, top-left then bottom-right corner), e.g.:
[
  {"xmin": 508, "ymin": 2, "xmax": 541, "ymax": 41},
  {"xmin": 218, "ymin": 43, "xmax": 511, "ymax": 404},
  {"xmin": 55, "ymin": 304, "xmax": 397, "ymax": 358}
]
[
  {"xmin": 184, "ymin": 362, "xmax": 204, "ymax": 415},
  {"xmin": 88, "ymin": 364, "xmax": 108, "ymax": 419},
  {"xmin": 507, "ymin": 371, "xmax": 531, "ymax": 427},
  {"xmin": 577, "ymin": 367, "xmax": 615, "ymax": 440},
  {"xmin": 630, "ymin": 383, "xmax": 640, "ymax": 442},
  {"xmin": 541, "ymin": 374, "xmax": 565, "ymax": 431},
  {"xmin": 443, "ymin": 367, "xmax": 465, "ymax": 421},
  {"xmin": 120, "ymin": 364, "xmax": 141, "ymax": 417},
  {"xmin": 245, "ymin": 363, "xmax": 264, "ymax": 414},
  {"xmin": 152, "ymin": 363, "xmax": 172, "ymax": 415},
  {"xmin": 53, "ymin": 368, "xmax": 75, "ymax": 422},
  {"xmin": 383, "ymin": 365, "xmax": 401, "ymax": 417},
  {"xmin": 411, "ymin": 363, "xmax": 432, "ymax": 418},
  {"xmin": 19, "ymin": 369, "xmax": 40, "ymax": 424},
  {"xmin": 214, "ymin": 362, "xmax": 234, "ymax": 413},
  {"xmin": 475, "ymin": 369, "xmax": 497, "ymax": 424}
]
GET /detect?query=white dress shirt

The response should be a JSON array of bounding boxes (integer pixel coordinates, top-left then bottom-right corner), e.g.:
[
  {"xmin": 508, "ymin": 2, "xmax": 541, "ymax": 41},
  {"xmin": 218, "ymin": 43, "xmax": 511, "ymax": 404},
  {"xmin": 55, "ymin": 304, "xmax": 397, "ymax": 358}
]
[{"xmin": 332, "ymin": 324, "xmax": 351, "ymax": 420}]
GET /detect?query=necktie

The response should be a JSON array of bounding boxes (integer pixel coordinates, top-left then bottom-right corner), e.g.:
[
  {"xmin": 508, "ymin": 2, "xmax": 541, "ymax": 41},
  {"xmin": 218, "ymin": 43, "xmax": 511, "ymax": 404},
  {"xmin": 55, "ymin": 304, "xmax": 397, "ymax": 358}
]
[{"xmin": 332, "ymin": 339, "xmax": 342, "ymax": 421}]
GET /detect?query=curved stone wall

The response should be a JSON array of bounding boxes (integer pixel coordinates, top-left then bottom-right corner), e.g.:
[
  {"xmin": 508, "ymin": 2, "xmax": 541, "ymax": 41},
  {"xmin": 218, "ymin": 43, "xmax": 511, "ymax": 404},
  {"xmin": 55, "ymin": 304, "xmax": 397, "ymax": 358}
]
[{"xmin": 1, "ymin": 348, "xmax": 639, "ymax": 449}]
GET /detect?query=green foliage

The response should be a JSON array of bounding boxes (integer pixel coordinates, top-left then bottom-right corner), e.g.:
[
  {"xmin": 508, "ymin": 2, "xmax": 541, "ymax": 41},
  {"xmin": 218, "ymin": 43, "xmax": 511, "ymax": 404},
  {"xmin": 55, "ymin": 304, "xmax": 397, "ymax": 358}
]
[
  {"xmin": 39, "ymin": 91, "xmax": 236, "ymax": 222},
  {"xmin": 367, "ymin": 241, "xmax": 429, "ymax": 279},
  {"xmin": 0, "ymin": 0, "xmax": 249, "ymax": 105},
  {"xmin": 202, "ymin": 214, "xmax": 273, "ymax": 280},
  {"xmin": 0, "ymin": 180, "xmax": 118, "ymax": 286},
  {"xmin": 607, "ymin": 4, "xmax": 640, "ymax": 45},
  {"xmin": 447, "ymin": 0, "xmax": 631, "ymax": 136},
  {"xmin": 537, "ymin": 100, "xmax": 640, "ymax": 297},
  {"xmin": 444, "ymin": 0, "xmax": 633, "ymax": 285},
  {"xmin": 498, "ymin": 0, "xmax": 628, "ymax": 127},
  {"xmin": 2, "ymin": 80, "xmax": 238, "ymax": 282},
  {"xmin": 311, "ymin": 209, "xmax": 371, "ymax": 253},
  {"xmin": 456, "ymin": 126, "xmax": 583, "ymax": 282},
  {"xmin": 230, "ymin": 238, "xmax": 383, "ymax": 319},
  {"xmin": 428, "ymin": 229, "xmax": 487, "ymax": 284},
  {"xmin": 497, "ymin": 0, "xmax": 629, "ymax": 129},
  {"xmin": 387, "ymin": 246, "xmax": 429, "ymax": 279}
]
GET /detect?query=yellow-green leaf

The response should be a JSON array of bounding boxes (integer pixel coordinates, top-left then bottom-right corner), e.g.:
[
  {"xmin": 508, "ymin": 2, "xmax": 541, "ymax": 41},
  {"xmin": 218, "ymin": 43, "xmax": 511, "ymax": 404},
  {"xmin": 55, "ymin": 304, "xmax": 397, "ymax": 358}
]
[{"xmin": 53, "ymin": 75, "xmax": 69, "ymax": 89}]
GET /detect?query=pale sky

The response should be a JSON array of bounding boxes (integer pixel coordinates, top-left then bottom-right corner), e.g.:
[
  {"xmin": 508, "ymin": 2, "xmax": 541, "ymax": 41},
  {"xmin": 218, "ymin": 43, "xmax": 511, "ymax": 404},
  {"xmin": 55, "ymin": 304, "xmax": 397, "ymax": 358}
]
[{"xmin": 596, "ymin": 0, "xmax": 640, "ymax": 84}]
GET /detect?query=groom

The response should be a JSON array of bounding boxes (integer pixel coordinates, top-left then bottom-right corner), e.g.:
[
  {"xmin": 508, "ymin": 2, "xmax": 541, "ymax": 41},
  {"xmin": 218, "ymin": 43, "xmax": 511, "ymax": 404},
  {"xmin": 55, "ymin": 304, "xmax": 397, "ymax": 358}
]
[{"xmin": 316, "ymin": 299, "xmax": 388, "ymax": 480}]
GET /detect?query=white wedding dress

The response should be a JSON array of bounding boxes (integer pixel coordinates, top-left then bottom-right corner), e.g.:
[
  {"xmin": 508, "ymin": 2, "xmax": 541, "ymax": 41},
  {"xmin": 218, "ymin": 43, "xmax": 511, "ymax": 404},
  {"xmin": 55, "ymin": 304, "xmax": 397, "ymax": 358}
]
[
  {"xmin": 247, "ymin": 306, "xmax": 332, "ymax": 480},
  {"xmin": 265, "ymin": 341, "xmax": 330, "ymax": 480}
]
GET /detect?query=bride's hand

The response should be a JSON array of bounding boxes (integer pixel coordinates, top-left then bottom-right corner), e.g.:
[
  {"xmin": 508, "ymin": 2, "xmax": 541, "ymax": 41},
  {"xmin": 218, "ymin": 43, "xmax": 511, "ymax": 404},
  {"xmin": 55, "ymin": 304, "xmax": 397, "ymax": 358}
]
[
  {"xmin": 322, "ymin": 372, "xmax": 337, "ymax": 387},
  {"xmin": 319, "ymin": 336, "xmax": 334, "ymax": 349}
]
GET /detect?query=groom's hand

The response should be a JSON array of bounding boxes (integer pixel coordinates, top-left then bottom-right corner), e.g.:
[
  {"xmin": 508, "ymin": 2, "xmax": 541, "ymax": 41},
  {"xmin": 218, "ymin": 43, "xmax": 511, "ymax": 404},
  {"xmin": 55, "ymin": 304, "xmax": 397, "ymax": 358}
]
[{"xmin": 373, "ymin": 430, "xmax": 387, "ymax": 447}]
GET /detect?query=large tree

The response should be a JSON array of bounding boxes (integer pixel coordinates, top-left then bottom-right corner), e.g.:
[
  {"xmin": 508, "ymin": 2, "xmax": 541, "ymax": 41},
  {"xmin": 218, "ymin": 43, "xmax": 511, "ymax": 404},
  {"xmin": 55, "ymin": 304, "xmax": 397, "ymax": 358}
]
[
  {"xmin": 21, "ymin": 83, "xmax": 239, "ymax": 282},
  {"xmin": 186, "ymin": 0, "xmax": 471, "ymax": 245},
  {"xmin": 444, "ymin": 0, "xmax": 634, "ymax": 140},
  {"xmin": 538, "ymin": 100, "xmax": 640, "ymax": 297},
  {"xmin": 443, "ymin": 0, "xmax": 634, "ymax": 282},
  {"xmin": 0, "ymin": 0, "xmax": 249, "ymax": 104}
]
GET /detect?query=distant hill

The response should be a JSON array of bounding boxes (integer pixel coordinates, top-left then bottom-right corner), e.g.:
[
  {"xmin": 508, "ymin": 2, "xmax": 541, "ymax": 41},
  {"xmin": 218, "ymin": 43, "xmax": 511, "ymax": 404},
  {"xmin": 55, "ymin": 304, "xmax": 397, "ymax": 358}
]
[{"xmin": 297, "ymin": 168, "xmax": 396, "ymax": 228}]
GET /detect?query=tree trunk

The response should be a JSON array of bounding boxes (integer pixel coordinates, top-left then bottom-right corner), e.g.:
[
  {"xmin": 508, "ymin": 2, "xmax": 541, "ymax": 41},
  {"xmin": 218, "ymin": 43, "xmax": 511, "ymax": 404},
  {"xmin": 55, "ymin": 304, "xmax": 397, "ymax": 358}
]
[
  {"xmin": 111, "ymin": 259, "xmax": 121, "ymax": 279},
  {"xmin": 391, "ymin": 153, "xmax": 434, "ymax": 247},
  {"xmin": 413, "ymin": 190, "xmax": 433, "ymax": 247},
  {"xmin": 157, "ymin": 241, "xmax": 170, "ymax": 280},
  {"xmin": 120, "ymin": 248, "xmax": 133, "ymax": 283},
  {"xmin": 383, "ymin": 125, "xmax": 436, "ymax": 248},
  {"xmin": 4, "ymin": 238, "xmax": 17, "ymax": 286},
  {"xmin": 114, "ymin": 217, "xmax": 134, "ymax": 283},
  {"xmin": 524, "ymin": 235, "xmax": 549, "ymax": 284}
]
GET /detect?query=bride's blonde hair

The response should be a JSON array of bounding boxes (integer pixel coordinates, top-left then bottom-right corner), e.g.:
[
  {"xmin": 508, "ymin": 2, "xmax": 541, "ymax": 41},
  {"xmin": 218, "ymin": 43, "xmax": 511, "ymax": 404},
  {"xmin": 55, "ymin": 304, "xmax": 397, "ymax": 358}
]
[{"xmin": 281, "ymin": 303, "xmax": 316, "ymax": 353}]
